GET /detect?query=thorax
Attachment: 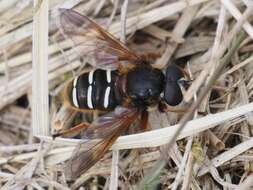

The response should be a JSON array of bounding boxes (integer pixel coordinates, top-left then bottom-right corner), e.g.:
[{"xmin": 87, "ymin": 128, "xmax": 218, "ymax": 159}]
[{"xmin": 125, "ymin": 66, "xmax": 164, "ymax": 108}]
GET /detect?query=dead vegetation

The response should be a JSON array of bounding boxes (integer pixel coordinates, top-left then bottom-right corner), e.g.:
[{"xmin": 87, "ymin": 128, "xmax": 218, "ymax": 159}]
[{"xmin": 0, "ymin": 0, "xmax": 253, "ymax": 189}]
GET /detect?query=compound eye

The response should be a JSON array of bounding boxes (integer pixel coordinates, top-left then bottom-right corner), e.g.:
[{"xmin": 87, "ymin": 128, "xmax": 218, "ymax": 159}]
[
  {"xmin": 164, "ymin": 82, "xmax": 183, "ymax": 106},
  {"xmin": 165, "ymin": 65, "xmax": 184, "ymax": 82}
]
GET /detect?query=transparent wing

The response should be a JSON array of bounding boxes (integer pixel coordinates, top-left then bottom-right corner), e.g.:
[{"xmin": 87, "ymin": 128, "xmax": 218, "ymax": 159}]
[
  {"xmin": 64, "ymin": 106, "xmax": 139, "ymax": 179},
  {"xmin": 59, "ymin": 8, "xmax": 141, "ymax": 70}
]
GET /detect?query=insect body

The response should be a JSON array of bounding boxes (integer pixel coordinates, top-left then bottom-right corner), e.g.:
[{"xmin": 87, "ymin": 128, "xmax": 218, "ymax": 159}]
[
  {"xmin": 58, "ymin": 8, "xmax": 188, "ymax": 179},
  {"xmin": 65, "ymin": 65, "xmax": 184, "ymax": 112}
]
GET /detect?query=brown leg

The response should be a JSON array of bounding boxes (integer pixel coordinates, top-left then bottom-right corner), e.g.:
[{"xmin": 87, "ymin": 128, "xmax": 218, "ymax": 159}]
[
  {"xmin": 158, "ymin": 101, "xmax": 188, "ymax": 113},
  {"xmin": 139, "ymin": 110, "xmax": 149, "ymax": 131},
  {"xmin": 158, "ymin": 101, "xmax": 206, "ymax": 115},
  {"xmin": 52, "ymin": 122, "xmax": 90, "ymax": 139}
]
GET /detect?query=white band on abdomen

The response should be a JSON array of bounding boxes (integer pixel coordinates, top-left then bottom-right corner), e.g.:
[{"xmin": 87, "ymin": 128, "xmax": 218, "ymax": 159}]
[
  {"xmin": 106, "ymin": 70, "xmax": 111, "ymax": 83},
  {"xmin": 104, "ymin": 86, "xmax": 111, "ymax": 108},
  {"xmin": 88, "ymin": 70, "xmax": 95, "ymax": 84},
  {"xmin": 87, "ymin": 85, "xmax": 93, "ymax": 109},
  {"xmin": 73, "ymin": 77, "xmax": 78, "ymax": 87},
  {"xmin": 72, "ymin": 87, "xmax": 79, "ymax": 107},
  {"xmin": 72, "ymin": 77, "xmax": 79, "ymax": 107}
]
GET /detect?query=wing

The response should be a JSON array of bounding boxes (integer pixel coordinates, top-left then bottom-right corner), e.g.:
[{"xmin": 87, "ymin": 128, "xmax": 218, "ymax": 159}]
[
  {"xmin": 59, "ymin": 8, "xmax": 141, "ymax": 70},
  {"xmin": 64, "ymin": 106, "xmax": 139, "ymax": 179}
]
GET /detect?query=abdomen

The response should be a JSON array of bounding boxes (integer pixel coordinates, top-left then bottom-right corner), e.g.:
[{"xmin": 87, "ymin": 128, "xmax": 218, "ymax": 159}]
[{"xmin": 66, "ymin": 69, "xmax": 121, "ymax": 111}]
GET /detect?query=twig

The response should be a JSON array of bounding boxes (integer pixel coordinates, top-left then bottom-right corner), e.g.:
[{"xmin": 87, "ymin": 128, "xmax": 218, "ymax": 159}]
[
  {"xmin": 172, "ymin": 137, "xmax": 193, "ymax": 190},
  {"xmin": 106, "ymin": 0, "xmax": 119, "ymax": 27},
  {"xmin": 235, "ymin": 173, "xmax": 253, "ymax": 190},
  {"xmin": 181, "ymin": 63, "xmax": 198, "ymax": 190},
  {"xmin": 198, "ymin": 137, "xmax": 253, "ymax": 176},
  {"xmin": 37, "ymin": 102, "xmax": 253, "ymax": 151},
  {"xmin": 1, "ymin": 142, "xmax": 52, "ymax": 190},
  {"xmin": 32, "ymin": 0, "xmax": 49, "ymax": 136},
  {"xmin": 221, "ymin": 0, "xmax": 253, "ymax": 40},
  {"xmin": 154, "ymin": 4, "xmax": 200, "ymax": 69}
]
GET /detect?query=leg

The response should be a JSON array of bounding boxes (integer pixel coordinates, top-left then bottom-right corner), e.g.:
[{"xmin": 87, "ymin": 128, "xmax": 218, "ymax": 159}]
[
  {"xmin": 52, "ymin": 122, "xmax": 90, "ymax": 139},
  {"xmin": 158, "ymin": 101, "xmax": 206, "ymax": 115},
  {"xmin": 158, "ymin": 101, "xmax": 188, "ymax": 113},
  {"xmin": 139, "ymin": 110, "xmax": 149, "ymax": 131}
]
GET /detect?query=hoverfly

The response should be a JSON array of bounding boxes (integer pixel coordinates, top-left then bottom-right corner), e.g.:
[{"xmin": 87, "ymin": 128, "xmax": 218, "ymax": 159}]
[{"xmin": 55, "ymin": 8, "xmax": 189, "ymax": 179}]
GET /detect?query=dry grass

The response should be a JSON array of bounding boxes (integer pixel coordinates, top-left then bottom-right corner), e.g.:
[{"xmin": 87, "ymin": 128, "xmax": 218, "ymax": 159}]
[{"xmin": 0, "ymin": 0, "xmax": 253, "ymax": 189}]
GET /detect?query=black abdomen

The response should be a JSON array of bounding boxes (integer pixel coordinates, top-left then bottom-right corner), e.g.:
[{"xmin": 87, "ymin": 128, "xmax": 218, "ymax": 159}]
[{"xmin": 69, "ymin": 69, "xmax": 121, "ymax": 110}]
